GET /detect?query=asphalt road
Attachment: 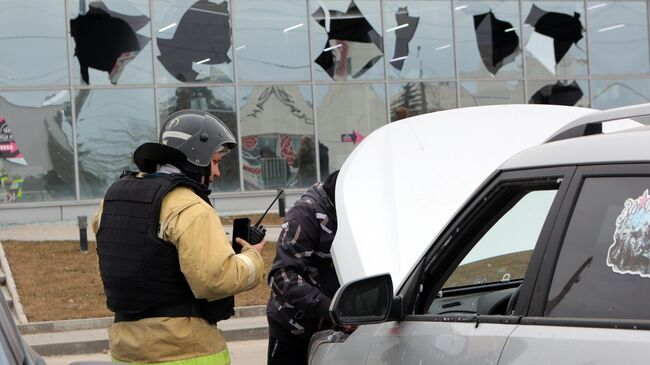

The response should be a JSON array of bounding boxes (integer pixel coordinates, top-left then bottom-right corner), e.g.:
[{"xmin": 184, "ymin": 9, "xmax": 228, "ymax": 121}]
[{"xmin": 43, "ymin": 339, "xmax": 268, "ymax": 365}]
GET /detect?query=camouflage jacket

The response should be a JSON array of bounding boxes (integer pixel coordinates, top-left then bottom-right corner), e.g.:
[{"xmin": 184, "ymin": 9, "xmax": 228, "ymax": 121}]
[{"xmin": 266, "ymin": 182, "xmax": 339, "ymax": 341}]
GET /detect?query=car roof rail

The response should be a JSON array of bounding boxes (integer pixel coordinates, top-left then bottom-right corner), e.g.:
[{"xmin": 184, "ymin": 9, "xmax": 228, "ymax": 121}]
[{"xmin": 545, "ymin": 103, "xmax": 650, "ymax": 143}]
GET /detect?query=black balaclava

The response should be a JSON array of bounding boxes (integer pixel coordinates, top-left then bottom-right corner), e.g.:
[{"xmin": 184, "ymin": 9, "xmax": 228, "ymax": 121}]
[{"xmin": 323, "ymin": 170, "xmax": 339, "ymax": 207}]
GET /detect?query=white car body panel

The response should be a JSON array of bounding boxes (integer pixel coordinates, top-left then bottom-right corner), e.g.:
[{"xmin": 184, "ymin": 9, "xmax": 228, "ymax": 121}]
[
  {"xmin": 332, "ymin": 104, "xmax": 600, "ymax": 289},
  {"xmin": 500, "ymin": 325, "xmax": 650, "ymax": 365},
  {"xmin": 310, "ymin": 321, "xmax": 516, "ymax": 365},
  {"xmin": 501, "ymin": 124, "xmax": 647, "ymax": 170}
]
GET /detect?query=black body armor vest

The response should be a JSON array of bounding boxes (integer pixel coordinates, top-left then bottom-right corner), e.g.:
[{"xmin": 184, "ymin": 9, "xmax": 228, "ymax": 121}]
[{"xmin": 96, "ymin": 172, "xmax": 234, "ymax": 324}]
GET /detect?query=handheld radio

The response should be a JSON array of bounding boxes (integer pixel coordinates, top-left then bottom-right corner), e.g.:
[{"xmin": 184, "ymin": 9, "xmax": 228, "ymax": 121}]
[{"xmin": 231, "ymin": 189, "xmax": 284, "ymax": 253}]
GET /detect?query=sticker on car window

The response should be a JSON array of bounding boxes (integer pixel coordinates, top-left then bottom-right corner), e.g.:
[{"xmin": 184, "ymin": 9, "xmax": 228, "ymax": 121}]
[{"xmin": 607, "ymin": 189, "xmax": 650, "ymax": 278}]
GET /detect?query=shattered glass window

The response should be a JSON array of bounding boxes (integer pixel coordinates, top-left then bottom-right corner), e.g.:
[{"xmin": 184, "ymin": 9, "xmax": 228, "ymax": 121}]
[
  {"xmin": 154, "ymin": 0, "xmax": 234, "ymax": 84},
  {"xmin": 388, "ymin": 81, "xmax": 457, "ymax": 122},
  {"xmin": 459, "ymin": 80, "xmax": 523, "ymax": 106},
  {"xmin": 76, "ymin": 88, "xmax": 156, "ymax": 199},
  {"xmin": 315, "ymin": 83, "xmax": 387, "ymax": 172},
  {"xmin": 0, "ymin": 91, "xmax": 75, "ymax": 204},
  {"xmin": 67, "ymin": 0, "xmax": 153, "ymax": 85},
  {"xmin": 522, "ymin": 2, "xmax": 587, "ymax": 77},
  {"xmin": 383, "ymin": 1, "xmax": 454, "ymax": 80},
  {"xmin": 527, "ymin": 79, "xmax": 589, "ymax": 107},
  {"xmin": 239, "ymin": 85, "xmax": 315, "ymax": 191},
  {"xmin": 233, "ymin": 0, "xmax": 310, "ymax": 82},
  {"xmin": 547, "ymin": 177, "xmax": 650, "ymax": 320},
  {"xmin": 158, "ymin": 86, "xmax": 240, "ymax": 192},
  {"xmin": 310, "ymin": 0, "xmax": 385, "ymax": 81},
  {"xmin": 592, "ymin": 79, "xmax": 650, "ymax": 109},
  {"xmin": 0, "ymin": 1, "xmax": 69, "ymax": 86},
  {"xmin": 455, "ymin": 0, "xmax": 523, "ymax": 79},
  {"xmin": 588, "ymin": 1, "xmax": 649, "ymax": 75}
]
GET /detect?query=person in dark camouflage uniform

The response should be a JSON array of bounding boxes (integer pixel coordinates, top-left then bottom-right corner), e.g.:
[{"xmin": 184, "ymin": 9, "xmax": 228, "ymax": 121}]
[{"xmin": 266, "ymin": 170, "xmax": 339, "ymax": 365}]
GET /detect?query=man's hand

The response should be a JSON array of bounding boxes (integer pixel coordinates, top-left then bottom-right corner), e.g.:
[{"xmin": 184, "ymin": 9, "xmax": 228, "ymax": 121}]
[{"xmin": 235, "ymin": 237, "xmax": 266, "ymax": 255}]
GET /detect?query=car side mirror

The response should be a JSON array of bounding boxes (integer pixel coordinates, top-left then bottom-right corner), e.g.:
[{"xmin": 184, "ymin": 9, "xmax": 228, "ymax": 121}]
[{"xmin": 330, "ymin": 273, "xmax": 400, "ymax": 325}]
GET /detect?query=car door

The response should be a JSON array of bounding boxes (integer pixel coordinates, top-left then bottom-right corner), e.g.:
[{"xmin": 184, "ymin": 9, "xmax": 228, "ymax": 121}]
[
  {"xmin": 311, "ymin": 167, "xmax": 576, "ymax": 365},
  {"xmin": 499, "ymin": 164, "xmax": 650, "ymax": 365}
]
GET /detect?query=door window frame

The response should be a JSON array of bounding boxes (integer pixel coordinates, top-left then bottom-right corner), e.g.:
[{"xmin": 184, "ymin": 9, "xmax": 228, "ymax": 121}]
[
  {"xmin": 401, "ymin": 166, "xmax": 576, "ymax": 324},
  {"xmin": 525, "ymin": 163, "xmax": 650, "ymax": 330}
]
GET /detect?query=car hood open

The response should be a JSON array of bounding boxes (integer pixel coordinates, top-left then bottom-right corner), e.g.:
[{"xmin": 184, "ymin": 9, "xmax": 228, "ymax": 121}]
[{"xmin": 331, "ymin": 104, "xmax": 603, "ymax": 291}]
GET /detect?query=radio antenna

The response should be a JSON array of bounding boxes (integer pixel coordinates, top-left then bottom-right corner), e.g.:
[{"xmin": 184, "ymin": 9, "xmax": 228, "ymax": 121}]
[{"xmin": 253, "ymin": 189, "xmax": 284, "ymax": 227}]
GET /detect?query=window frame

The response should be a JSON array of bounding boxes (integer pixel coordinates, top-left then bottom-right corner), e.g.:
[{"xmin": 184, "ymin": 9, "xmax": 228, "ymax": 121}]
[
  {"xmin": 401, "ymin": 166, "xmax": 576, "ymax": 324},
  {"xmin": 525, "ymin": 163, "xmax": 650, "ymax": 330}
]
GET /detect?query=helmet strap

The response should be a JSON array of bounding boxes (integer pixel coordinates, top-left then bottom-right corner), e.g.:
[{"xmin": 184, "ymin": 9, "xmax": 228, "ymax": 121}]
[{"xmin": 202, "ymin": 165, "xmax": 212, "ymax": 189}]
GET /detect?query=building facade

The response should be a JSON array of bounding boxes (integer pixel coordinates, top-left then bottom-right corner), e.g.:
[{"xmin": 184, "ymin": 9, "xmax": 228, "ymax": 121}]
[{"xmin": 1, "ymin": 0, "xmax": 649, "ymax": 222}]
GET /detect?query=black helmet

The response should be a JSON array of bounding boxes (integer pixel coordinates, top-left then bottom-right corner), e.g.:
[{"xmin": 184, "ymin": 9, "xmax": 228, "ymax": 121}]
[
  {"xmin": 133, "ymin": 110, "xmax": 237, "ymax": 183},
  {"xmin": 159, "ymin": 109, "xmax": 236, "ymax": 166}
]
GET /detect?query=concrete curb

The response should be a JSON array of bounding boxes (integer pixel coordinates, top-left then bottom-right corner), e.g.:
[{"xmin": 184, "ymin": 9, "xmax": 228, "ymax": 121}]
[
  {"xmin": 0, "ymin": 242, "xmax": 27, "ymax": 323},
  {"xmin": 19, "ymin": 305, "xmax": 266, "ymax": 335},
  {"xmin": 25, "ymin": 315, "xmax": 269, "ymax": 357}
]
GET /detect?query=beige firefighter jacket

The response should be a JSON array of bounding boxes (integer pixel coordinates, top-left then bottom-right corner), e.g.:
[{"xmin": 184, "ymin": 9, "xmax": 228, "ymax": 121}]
[{"xmin": 92, "ymin": 185, "xmax": 264, "ymax": 364}]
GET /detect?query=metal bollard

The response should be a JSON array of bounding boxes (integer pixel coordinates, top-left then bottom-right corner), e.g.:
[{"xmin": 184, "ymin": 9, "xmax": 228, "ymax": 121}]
[
  {"xmin": 78, "ymin": 216, "xmax": 88, "ymax": 253},
  {"xmin": 277, "ymin": 188, "xmax": 286, "ymax": 217}
]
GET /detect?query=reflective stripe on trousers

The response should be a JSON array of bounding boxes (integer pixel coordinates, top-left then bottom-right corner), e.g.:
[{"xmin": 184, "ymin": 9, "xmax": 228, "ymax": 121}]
[{"xmin": 113, "ymin": 349, "xmax": 230, "ymax": 365}]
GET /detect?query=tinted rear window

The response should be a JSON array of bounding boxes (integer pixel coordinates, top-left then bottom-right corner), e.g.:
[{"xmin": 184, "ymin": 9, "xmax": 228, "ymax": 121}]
[{"xmin": 547, "ymin": 177, "xmax": 650, "ymax": 320}]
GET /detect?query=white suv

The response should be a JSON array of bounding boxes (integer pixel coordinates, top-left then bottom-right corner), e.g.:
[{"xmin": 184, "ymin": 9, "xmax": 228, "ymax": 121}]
[{"xmin": 310, "ymin": 103, "xmax": 650, "ymax": 365}]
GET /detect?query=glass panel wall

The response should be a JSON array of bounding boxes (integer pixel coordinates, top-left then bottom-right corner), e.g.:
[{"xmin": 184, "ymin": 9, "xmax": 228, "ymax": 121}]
[
  {"xmin": 588, "ymin": 1, "xmax": 649, "ymax": 75},
  {"xmin": 592, "ymin": 79, "xmax": 650, "ymax": 109},
  {"xmin": 2, "ymin": 0, "xmax": 650, "ymax": 208},
  {"xmin": 0, "ymin": 1, "xmax": 69, "ymax": 87},
  {"xmin": 528, "ymin": 79, "xmax": 589, "ymax": 107},
  {"xmin": 76, "ymin": 88, "xmax": 156, "ymax": 199},
  {"xmin": 66, "ymin": 0, "xmax": 153, "ymax": 85},
  {"xmin": 522, "ymin": 1, "xmax": 587, "ymax": 77},
  {"xmin": 388, "ymin": 81, "xmax": 457, "ymax": 121},
  {"xmin": 239, "ymin": 85, "xmax": 314, "ymax": 190},
  {"xmin": 455, "ymin": 0, "xmax": 523, "ymax": 79},
  {"xmin": 315, "ymin": 83, "xmax": 387, "ymax": 173},
  {"xmin": 310, "ymin": 0, "xmax": 385, "ymax": 81},
  {"xmin": 154, "ymin": 0, "xmax": 234, "ymax": 83},
  {"xmin": 459, "ymin": 80, "xmax": 523, "ymax": 106},
  {"xmin": 0, "ymin": 91, "xmax": 75, "ymax": 204},
  {"xmin": 234, "ymin": 0, "xmax": 311, "ymax": 81},
  {"xmin": 383, "ymin": 1, "xmax": 454, "ymax": 80}
]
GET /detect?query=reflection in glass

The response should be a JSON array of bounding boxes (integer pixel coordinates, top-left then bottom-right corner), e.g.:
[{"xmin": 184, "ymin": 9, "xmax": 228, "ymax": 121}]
[
  {"xmin": 388, "ymin": 82, "xmax": 457, "ymax": 121},
  {"xmin": 0, "ymin": 1, "xmax": 69, "ymax": 86},
  {"xmin": 158, "ymin": 87, "xmax": 240, "ymax": 192},
  {"xmin": 310, "ymin": 0, "xmax": 384, "ymax": 81},
  {"xmin": 455, "ymin": 1, "xmax": 522, "ymax": 78},
  {"xmin": 528, "ymin": 79, "xmax": 588, "ymax": 107},
  {"xmin": 459, "ymin": 80, "xmax": 523, "ymax": 106},
  {"xmin": 588, "ymin": 1, "xmax": 649, "ymax": 75},
  {"xmin": 522, "ymin": 2, "xmax": 586, "ymax": 77},
  {"xmin": 240, "ymin": 85, "xmax": 315, "ymax": 190},
  {"xmin": 76, "ymin": 89, "xmax": 156, "ymax": 199},
  {"xmin": 592, "ymin": 79, "xmax": 650, "ymax": 109},
  {"xmin": 0, "ymin": 91, "xmax": 75, "ymax": 203},
  {"xmin": 383, "ymin": 1, "xmax": 454, "ymax": 79},
  {"xmin": 234, "ymin": 0, "xmax": 310, "ymax": 81},
  {"xmin": 67, "ymin": 0, "xmax": 153, "ymax": 85},
  {"xmin": 315, "ymin": 83, "xmax": 387, "ymax": 172},
  {"xmin": 154, "ymin": 0, "xmax": 233, "ymax": 83}
]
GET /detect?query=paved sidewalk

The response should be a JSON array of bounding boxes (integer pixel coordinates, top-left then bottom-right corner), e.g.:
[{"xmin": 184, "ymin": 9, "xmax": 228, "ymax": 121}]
[
  {"xmin": 23, "ymin": 314, "xmax": 269, "ymax": 357},
  {"xmin": 44, "ymin": 339, "xmax": 268, "ymax": 365}
]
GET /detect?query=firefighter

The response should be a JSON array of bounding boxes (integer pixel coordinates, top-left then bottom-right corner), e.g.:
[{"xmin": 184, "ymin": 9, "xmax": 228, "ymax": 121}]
[{"xmin": 92, "ymin": 110, "xmax": 265, "ymax": 364}]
